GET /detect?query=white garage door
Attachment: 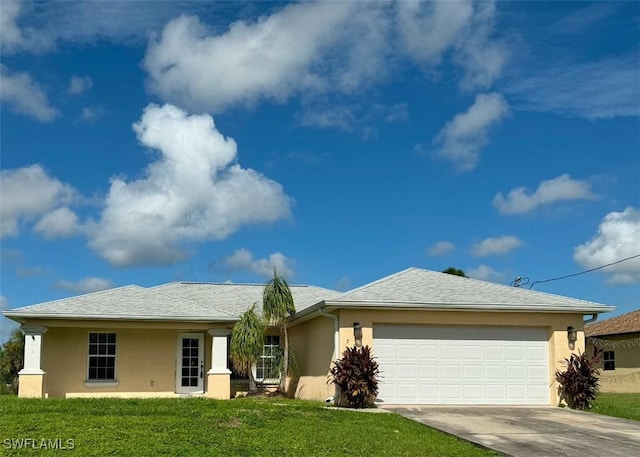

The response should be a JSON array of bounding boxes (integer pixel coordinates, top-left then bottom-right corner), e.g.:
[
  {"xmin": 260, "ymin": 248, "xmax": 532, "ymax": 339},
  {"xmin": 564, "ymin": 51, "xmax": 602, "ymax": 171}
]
[{"xmin": 374, "ymin": 325, "xmax": 550, "ymax": 405}]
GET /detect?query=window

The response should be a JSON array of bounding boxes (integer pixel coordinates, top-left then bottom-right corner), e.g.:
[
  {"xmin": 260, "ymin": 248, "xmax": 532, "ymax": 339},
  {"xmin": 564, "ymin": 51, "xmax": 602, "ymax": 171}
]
[
  {"xmin": 603, "ymin": 351, "xmax": 615, "ymax": 371},
  {"xmin": 255, "ymin": 335, "xmax": 281, "ymax": 383},
  {"xmin": 88, "ymin": 333, "xmax": 116, "ymax": 381}
]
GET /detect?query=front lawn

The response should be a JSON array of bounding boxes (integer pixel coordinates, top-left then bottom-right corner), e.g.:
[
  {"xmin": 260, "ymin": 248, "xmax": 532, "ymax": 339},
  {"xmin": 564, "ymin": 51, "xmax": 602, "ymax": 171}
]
[
  {"xmin": 590, "ymin": 393, "xmax": 640, "ymax": 421},
  {"xmin": 0, "ymin": 397, "xmax": 495, "ymax": 456}
]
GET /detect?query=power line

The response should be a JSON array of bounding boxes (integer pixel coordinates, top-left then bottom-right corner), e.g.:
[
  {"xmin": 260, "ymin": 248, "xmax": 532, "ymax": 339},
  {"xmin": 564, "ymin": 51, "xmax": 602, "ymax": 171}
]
[{"xmin": 527, "ymin": 253, "xmax": 640, "ymax": 290}]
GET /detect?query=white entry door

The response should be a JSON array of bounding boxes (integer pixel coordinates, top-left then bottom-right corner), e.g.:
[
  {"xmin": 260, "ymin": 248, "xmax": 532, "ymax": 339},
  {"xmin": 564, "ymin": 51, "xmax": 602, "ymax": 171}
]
[
  {"xmin": 374, "ymin": 325, "xmax": 550, "ymax": 405},
  {"xmin": 176, "ymin": 333, "xmax": 205, "ymax": 394}
]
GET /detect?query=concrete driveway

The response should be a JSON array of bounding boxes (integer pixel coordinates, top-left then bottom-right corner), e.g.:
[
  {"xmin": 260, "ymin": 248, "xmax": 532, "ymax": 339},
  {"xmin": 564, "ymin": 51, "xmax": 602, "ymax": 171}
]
[{"xmin": 382, "ymin": 406, "xmax": 640, "ymax": 457}]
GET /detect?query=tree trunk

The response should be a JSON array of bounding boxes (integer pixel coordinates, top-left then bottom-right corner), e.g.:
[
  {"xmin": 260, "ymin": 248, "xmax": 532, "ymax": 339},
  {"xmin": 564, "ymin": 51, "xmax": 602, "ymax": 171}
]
[
  {"xmin": 249, "ymin": 369, "xmax": 257, "ymax": 392},
  {"xmin": 281, "ymin": 326, "xmax": 288, "ymax": 393}
]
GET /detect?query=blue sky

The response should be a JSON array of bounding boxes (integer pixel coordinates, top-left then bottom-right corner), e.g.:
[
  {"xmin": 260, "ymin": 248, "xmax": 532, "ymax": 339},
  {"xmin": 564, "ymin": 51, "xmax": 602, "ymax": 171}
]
[{"xmin": 1, "ymin": 1, "xmax": 639, "ymax": 342}]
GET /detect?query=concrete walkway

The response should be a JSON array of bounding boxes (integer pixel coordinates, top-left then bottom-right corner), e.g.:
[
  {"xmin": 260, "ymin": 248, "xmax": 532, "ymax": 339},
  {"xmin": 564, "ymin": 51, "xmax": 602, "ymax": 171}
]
[{"xmin": 382, "ymin": 406, "xmax": 640, "ymax": 457}]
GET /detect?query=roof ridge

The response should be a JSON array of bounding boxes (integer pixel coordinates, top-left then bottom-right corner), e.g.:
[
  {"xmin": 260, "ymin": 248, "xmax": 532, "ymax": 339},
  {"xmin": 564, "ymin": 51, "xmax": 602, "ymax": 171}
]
[{"xmin": 334, "ymin": 266, "xmax": 606, "ymax": 306}]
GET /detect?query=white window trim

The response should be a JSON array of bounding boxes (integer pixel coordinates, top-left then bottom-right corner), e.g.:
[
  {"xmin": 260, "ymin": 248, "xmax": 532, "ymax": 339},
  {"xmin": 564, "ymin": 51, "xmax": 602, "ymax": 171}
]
[
  {"xmin": 86, "ymin": 332, "xmax": 117, "ymax": 382},
  {"xmin": 253, "ymin": 335, "xmax": 281, "ymax": 385},
  {"xmin": 83, "ymin": 381, "xmax": 120, "ymax": 388}
]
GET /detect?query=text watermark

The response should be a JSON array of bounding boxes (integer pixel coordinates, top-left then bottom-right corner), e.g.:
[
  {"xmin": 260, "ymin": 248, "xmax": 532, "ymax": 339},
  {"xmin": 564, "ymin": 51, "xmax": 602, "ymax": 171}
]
[{"xmin": 3, "ymin": 438, "xmax": 75, "ymax": 450}]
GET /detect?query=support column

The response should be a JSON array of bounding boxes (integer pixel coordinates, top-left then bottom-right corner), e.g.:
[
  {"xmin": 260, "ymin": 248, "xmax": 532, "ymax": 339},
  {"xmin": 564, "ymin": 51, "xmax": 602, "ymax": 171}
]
[
  {"xmin": 18, "ymin": 326, "xmax": 48, "ymax": 398},
  {"xmin": 206, "ymin": 329, "xmax": 231, "ymax": 399}
]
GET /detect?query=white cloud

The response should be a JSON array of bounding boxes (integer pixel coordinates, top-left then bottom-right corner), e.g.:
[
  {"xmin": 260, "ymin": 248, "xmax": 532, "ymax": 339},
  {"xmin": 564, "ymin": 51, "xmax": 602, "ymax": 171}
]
[
  {"xmin": 386, "ymin": 103, "xmax": 409, "ymax": 123},
  {"xmin": 0, "ymin": 0, "xmax": 216, "ymax": 54},
  {"xmin": 0, "ymin": 0, "xmax": 52, "ymax": 53},
  {"xmin": 427, "ymin": 241, "xmax": 456, "ymax": 257},
  {"xmin": 454, "ymin": 1, "xmax": 508, "ymax": 91},
  {"xmin": 33, "ymin": 207, "xmax": 81, "ymax": 239},
  {"xmin": 467, "ymin": 265, "xmax": 506, "ymax": 283},
  {"xmin": 431, "ymin": 92, "xmax": 509, "ymax": 171},
  {"xmin": 298, "ymin": 106, "xmax": 356, "ymax": 131},
  {"xmin": 397, "ymin": 0, "xmax": 507, "ymax": 91},
  {"xmin": 68, "ymin": 74, "xmax": 93, "ymax": 94},
  {"xmin": 0, "ymin": 165, "xmax": 78, "ymax": 238},
  {"xmin": 472, "ymin": 235, "xmax": 523, "ymax": 256},
  {"xmin": 144, "ymin": 3, "xmax": 355, "ymax": 113},
  {"xmin": 574, "ymin": 207, "xmax": 640, "ymax": 284},
  {"xmin": 493, "ymin": 174, "xmax": 596, "ymax": 215},
  {"xmin": 505, "ymin": 55, "xmax": 640, "ymax": 120},
  {"xmin": 396, "ymin": 0, "xmax": 474, "ymax": 65},
  {"xmin": 54, "ymin": 277, "xmax": 114, "ymax": 294},
  {"xmin": 88, "ymin": 103, "xmax": 291, "ymax": 267},
  {"xmin": 80, "ymin": 106, "xmax": 104, "ymax": 122},
  {"xmin": 224, "ymin": 248, "xmax": 293, "ymax": 279},
  {"xmin": 0, "ymin": 65, "xmax": 58, "ymax": 122}
]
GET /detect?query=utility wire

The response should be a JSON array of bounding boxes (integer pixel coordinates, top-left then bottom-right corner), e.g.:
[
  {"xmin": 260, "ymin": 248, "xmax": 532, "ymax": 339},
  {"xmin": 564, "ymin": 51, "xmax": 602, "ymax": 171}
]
[{"xmin": 527, "ymin": 253, "xmax": 640, "ymax": 290}]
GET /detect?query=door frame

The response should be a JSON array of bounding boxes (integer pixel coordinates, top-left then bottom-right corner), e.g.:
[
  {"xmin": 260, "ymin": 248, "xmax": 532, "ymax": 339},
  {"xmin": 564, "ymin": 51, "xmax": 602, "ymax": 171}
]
[{"xmin": 176, "ymin": 332, "xmax": 205, "ymax": 394}]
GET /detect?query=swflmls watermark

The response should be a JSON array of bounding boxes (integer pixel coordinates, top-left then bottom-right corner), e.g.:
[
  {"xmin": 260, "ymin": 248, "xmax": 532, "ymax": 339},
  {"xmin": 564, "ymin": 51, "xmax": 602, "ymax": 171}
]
[{"xmin": 3, "ymin": 438, "xmax": 75, "ymax": 450}]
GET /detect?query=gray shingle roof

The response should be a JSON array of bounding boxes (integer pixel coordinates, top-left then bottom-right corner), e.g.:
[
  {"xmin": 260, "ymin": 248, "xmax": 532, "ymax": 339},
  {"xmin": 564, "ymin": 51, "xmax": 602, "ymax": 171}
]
[
  {"xmin": 4, "ymin": 285, "xmax": 238, "ymax": 321},
  {"xmin": 3, "ymin": 267, "xmax": 614, "ymax": 323},
  {"xmin": 150, "ymin": 282, "xmax": 342, "ymax": 316},
  {"xmin": 322, "ymin": 267, "xmax": 614, "ymax": 312},
  {"xmin": 3, "ymin": 282, "xmax": 341, "ymax": 322}
]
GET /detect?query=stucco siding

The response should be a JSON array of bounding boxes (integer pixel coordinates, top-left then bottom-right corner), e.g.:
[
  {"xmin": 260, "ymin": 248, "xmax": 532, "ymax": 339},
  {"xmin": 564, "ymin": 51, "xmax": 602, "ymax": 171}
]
[
  {"xmin": 41, "ymin": 326, "xmax": 221, "ymax": 398},
  {"xmin": 587, "ymin": 333, "xmax": 640, "ymax": 393},
  {"xmin": 336, "ymin": 309, "xmax": 585, "ymax": 405},
  {"xmin": 289, "ymin": 315, "xmax": 335, "ymax": 401}
]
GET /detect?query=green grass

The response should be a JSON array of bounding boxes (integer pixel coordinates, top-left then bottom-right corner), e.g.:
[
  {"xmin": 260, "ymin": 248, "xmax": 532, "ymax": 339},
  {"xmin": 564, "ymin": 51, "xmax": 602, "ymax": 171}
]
[
  {"xmin": 0, "ymin": 397, "xmax": 496, "ymax": 456},
  {"xmin": 590, "ymin": 393, "xmax": 640, "ymax": 421}
]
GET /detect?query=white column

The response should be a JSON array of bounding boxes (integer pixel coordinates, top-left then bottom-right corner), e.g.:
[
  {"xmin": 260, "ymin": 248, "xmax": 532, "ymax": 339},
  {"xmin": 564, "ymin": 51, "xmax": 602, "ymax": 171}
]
[
  {"xmin": 20, "ymin": 326, "xmax": 48, "ymax": 375},
  {"xmin": 208, "ymin": 329, "xmax": 231, "ymax": 374}
]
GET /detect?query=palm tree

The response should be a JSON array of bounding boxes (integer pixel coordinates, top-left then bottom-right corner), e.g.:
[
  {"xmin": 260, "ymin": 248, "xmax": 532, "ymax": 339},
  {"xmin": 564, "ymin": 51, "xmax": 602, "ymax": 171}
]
[
  {"xmin": 230, "ymin": 304, "xmax": 264, "ymax": 391},
  {"xmin": 263, "ymin": 269, "xmax": 295, "ymax": 393}
]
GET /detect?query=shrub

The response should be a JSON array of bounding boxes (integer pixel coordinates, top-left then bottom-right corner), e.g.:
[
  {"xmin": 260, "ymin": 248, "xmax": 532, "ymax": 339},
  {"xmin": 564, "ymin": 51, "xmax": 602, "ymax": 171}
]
[
  {"xmin": 555, "ymin": 346, "xmax": 602, "ymax": 410},
  {"xmin": 0, "ymin": 329, "xmax": 24, "ymax": 395},
  {"xmin": 329, "ymin": 345, "xmax": 380, "ymax": 408}
]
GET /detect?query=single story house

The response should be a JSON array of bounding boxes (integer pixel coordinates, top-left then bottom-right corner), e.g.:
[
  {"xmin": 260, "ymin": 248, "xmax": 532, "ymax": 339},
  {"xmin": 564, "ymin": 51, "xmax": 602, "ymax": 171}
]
[
  {"xmin": 585, "ymin": 309, "xmax": 640, "ymax": 393},
  {"xmin": 3, "ymin": 267, "xmax": 615, "ymax": 405}
]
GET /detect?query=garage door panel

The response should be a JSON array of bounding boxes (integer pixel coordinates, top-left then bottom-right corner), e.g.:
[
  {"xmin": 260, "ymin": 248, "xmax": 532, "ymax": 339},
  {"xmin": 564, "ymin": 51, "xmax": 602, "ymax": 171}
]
[
  {"xmin": 397, "ymin": 364, "xmax": 417, "ymax": 379},
  {"xmin": 505, "ymin": 345, "xmax": 525, "ymax": 361},
  {"xmin": 463, "ymin": 345, "xmax": 482, "ymax": 360},
  {"xmin": 484, "ymin": 365, "xmax": 504, "ymax": 379},
  {"xmin": 484, "ymin": 345, "xmax": 504, "ymax": 360},
  {"xmin": 418, "ymin": 343, "xmax": 438, "ymax": 360},
  {"xmin": 506, "ymin": 365, "xmax": 525, "ymax": 380},
  {"xmin": 374, "ymin": 325, "xmax": 550, "ymax": 405},
  {"xmin": 419, "ymin": 364, "xmax": 438, "ymax": 378},
  {"xmin": 441, "ymin": 365, "xmax": 461, "ymax": 380},
  {"xmin": 463, "ymin": 364, "xmax": 483, "ymax": 379}
]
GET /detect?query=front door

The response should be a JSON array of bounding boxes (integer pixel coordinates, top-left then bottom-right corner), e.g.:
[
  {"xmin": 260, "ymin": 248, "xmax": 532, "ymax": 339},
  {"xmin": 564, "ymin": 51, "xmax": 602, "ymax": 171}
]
[{"xmin": 176, "ymin": 333, "xmax": 205, "ymax": 394}]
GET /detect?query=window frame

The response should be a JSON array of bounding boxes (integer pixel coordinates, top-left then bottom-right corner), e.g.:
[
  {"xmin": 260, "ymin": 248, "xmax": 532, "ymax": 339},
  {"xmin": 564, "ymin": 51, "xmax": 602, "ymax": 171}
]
[
  {"xmin": 86, "ymin": 332, "xmax": 117, "ymax": 382},
  {"xmin": 253, "ymin": 335, "xmax": 281, "ymax": 385},
  {"xmin": 603, "ymin": 350, "xmax": 615, "ymax": 371}
]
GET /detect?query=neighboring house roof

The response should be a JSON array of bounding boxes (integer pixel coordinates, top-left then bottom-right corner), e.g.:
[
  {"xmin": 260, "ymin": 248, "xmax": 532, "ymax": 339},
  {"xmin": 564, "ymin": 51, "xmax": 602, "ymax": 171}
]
[
  {"xmin": 585, "ymin": 309, "xmax": 640, "ymax": 337},
  {"xmin": 3, "ymin": 282, "xmax": 341, "ymax": 323},
  {"xmin": 292, "ymin": 267, "xmax": 615, "ymax": 321}
]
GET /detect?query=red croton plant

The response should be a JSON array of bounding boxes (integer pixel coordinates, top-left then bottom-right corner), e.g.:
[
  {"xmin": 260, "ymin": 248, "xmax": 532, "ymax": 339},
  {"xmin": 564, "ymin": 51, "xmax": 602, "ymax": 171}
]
[
  {"xmin": 329, "ymin": 345, "xmax": 380, "ymax": 409},
  {"xmin": 555, "ymin": 346, "xmax": 603, "ymax": 410}
]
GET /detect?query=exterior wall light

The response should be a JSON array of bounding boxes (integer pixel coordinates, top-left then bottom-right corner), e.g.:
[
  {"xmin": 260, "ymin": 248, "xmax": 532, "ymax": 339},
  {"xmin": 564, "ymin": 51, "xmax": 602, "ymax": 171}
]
[
  {"xmin": 567, "ymin": 326, "xmax": 577, "ymax": 344},
  {"xmin": 353, "ymin": 322, "xmax": 363, "ymax": 347}
]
